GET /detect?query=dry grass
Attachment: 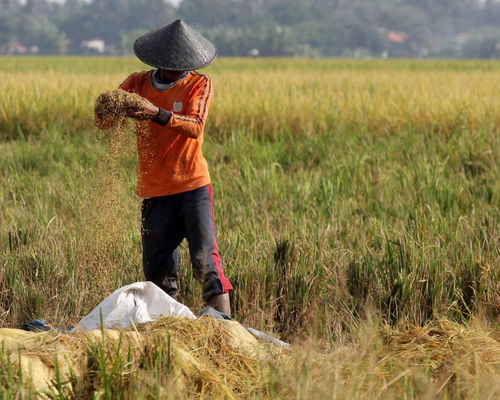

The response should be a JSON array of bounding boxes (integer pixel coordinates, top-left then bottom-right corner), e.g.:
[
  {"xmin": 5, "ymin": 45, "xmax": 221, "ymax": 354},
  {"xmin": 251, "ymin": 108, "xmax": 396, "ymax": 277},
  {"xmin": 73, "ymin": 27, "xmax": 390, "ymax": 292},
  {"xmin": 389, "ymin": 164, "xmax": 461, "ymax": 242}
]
[
  {"xmin": 380, "ymin": 318, "xmax": 500, "ymax": 397},
  {"xmin": 0, "ymin": 317, "xmax": 285, "ymax": 399},
  {"xmin": 274, "ymin": 317, "xmax": 500, "ymax": 399},
  {"xmin": 2, "ymin": 316, "xmax": 500, "ymax": 399}
]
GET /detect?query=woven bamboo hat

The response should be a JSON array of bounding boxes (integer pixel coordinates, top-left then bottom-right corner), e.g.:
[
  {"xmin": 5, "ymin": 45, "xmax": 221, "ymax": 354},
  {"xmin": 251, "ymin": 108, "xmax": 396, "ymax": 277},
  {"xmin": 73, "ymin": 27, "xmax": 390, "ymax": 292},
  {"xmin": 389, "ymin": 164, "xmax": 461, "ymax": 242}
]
[{"xmin": 133, "ymin": 19, "xmax": 217, "ymax": 71}]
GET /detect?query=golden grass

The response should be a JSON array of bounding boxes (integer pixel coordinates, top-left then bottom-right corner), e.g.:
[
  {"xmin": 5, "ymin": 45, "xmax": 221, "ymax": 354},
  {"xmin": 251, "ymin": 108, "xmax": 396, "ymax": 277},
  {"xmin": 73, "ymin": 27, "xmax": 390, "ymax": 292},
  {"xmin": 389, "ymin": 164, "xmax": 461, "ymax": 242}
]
[
  {"xmin": 1, "ymin": 64, "xmax": 499, "ymax": 139},
  {"xmin": 219, "ymin": 70, "xmax": 500, "ymax": 142}
]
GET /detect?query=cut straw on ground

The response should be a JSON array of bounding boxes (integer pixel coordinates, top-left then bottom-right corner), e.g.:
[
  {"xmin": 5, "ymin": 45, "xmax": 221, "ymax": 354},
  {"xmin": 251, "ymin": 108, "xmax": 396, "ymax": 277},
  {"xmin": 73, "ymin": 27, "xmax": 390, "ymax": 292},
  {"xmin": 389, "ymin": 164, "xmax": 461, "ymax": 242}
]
[{"xmin": 2, "ymin": 317, "xmax": 500, "ymax": 399}]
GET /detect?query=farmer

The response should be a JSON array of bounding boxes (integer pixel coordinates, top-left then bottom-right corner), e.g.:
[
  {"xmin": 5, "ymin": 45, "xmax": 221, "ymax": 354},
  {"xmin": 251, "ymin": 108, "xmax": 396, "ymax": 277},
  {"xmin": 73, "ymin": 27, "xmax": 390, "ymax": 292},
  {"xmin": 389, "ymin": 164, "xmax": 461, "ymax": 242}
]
[{"xmin": 95, "ymin": 19, "xmax": 232, "ymax": 316}]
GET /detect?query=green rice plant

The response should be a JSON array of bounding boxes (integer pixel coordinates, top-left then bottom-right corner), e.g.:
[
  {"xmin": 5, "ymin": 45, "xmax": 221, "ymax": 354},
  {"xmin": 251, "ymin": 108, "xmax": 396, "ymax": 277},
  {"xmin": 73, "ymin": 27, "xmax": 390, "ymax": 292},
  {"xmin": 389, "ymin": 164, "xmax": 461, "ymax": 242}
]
[
  {"xmin": 0, "ymin": 348, "xmax": 34, "ymax": 399},
  {"xmin": 0, "ymin": 57, "xmax": 498, "ymax": 347}
]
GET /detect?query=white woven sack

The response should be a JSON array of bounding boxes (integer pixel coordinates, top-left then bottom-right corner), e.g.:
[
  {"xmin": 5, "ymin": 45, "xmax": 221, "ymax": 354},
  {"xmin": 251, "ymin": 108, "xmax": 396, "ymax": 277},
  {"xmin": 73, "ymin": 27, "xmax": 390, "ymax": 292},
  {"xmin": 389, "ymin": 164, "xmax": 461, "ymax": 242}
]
[{"xmin": 77, "ymin": 281, "xmax": 196, "ymax": 331}]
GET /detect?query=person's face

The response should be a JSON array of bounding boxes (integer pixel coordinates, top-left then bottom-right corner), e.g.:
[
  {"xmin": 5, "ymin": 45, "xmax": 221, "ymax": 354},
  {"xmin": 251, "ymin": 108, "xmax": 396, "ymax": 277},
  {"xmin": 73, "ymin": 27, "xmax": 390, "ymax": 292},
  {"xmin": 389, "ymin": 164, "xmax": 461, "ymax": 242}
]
[{"xmin": 159, "ymin": 69, "xmax": 185, "ymax": 81}]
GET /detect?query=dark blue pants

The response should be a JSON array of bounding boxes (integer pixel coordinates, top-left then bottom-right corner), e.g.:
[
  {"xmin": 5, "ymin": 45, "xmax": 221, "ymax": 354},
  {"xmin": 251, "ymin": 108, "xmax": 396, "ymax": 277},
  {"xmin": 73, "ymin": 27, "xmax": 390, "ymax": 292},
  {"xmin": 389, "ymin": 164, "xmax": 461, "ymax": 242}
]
[{"xmin": 141, "ymin": 185, "xmax": 232, "ymax": 301}]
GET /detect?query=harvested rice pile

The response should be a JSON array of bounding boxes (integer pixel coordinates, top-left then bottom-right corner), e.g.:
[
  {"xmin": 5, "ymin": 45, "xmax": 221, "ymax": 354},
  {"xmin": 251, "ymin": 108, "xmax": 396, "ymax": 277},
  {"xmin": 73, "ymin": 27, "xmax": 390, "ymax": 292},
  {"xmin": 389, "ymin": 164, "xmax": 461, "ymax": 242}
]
[
  {"xmin": 0, "ymin": 317, "xmax": 286, "ymax": 399},
  {"xmin": 2, "ymin": 318, "xmax": 500, "ymax": 398}
]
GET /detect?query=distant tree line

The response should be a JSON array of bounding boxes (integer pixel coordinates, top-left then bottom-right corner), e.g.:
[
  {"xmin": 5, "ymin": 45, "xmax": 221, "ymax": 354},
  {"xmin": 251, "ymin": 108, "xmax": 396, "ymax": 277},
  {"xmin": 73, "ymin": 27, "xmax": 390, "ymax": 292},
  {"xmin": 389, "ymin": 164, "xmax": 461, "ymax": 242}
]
[{"xmin": 0, "ymin": 0, "xmax": 499, "ymax": 58}]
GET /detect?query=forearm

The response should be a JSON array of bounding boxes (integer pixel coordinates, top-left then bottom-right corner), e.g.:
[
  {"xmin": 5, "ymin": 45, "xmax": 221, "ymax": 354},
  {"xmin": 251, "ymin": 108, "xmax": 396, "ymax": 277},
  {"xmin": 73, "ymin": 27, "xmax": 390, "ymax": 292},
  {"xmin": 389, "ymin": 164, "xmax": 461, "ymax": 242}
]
[
  {"xmin": 166, "ymin": 112, "xmax": 205, "ymax": 139},
  {"xmin": 163, "ymin": 75, "xmax": 212, "ymax": 139},
  {"xmin": 149, "ymin": 107, "xmax": 204, "ymax": 139}
]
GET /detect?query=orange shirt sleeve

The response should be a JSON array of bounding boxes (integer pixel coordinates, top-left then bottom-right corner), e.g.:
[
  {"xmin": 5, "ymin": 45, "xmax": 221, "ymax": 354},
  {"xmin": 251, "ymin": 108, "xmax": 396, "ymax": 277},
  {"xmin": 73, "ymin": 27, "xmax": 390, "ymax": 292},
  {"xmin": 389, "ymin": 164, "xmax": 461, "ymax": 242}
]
[{"xmin": 168, "ymin": 75, "xmax": 213, "ymax": 139}]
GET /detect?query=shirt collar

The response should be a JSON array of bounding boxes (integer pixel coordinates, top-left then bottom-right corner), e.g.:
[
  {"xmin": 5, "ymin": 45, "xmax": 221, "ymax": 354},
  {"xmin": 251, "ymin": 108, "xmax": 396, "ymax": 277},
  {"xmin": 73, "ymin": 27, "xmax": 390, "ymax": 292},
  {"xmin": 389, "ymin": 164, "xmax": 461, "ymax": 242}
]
[{"xmin": 150, "ymin": 69, "xmax": 188, "ymax": 91}]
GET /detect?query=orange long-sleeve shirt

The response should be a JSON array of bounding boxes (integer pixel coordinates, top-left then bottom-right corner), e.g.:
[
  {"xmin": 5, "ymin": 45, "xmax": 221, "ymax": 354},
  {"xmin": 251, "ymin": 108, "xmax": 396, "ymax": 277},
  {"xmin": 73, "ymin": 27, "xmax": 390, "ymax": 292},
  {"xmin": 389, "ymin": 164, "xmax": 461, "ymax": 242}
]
[{"xmin": 119, "ymin": 70, "xmax": 213, "ymax": 198}]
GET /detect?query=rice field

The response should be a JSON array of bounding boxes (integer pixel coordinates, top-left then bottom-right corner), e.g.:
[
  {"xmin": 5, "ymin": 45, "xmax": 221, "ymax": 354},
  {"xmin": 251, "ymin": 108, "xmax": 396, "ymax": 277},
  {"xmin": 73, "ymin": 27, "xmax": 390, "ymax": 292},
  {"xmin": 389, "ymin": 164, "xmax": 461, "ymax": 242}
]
[{"xmin": 0, "ymin": 57, "xmax": 499, "ymax": 398}]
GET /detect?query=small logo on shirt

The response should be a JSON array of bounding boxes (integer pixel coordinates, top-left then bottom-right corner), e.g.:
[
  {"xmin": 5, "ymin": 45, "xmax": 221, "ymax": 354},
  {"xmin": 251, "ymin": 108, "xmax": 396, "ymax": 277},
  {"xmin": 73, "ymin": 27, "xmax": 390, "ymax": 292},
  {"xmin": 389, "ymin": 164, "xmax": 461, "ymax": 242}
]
[{"xmin": 173, "ymin": 101, "xmax": 183, "ymax": 112}]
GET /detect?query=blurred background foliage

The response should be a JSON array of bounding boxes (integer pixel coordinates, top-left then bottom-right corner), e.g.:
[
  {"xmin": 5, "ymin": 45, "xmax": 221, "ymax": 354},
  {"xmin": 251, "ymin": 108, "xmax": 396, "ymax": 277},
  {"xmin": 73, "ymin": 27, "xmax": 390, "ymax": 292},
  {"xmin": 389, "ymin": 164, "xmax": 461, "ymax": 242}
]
[{"xmin": 0, "ymin": 0, "xmax": 499, "ymax": 58}]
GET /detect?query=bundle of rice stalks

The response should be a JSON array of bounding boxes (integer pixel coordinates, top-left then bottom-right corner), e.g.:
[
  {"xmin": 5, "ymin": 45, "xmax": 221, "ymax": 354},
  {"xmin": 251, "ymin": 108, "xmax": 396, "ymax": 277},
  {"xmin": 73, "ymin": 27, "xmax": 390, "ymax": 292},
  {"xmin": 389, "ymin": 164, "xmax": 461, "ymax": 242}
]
[
  {"xmin": 0, "ymin": 317, "xmax": 287, "ymax": 399},
  {"xmin": 94, "ymin": 89, "xmax": 148, "ymax": 125},
  {"xmin": 139, "ymin": 317, "xmax": 287, "ymax": 398}
]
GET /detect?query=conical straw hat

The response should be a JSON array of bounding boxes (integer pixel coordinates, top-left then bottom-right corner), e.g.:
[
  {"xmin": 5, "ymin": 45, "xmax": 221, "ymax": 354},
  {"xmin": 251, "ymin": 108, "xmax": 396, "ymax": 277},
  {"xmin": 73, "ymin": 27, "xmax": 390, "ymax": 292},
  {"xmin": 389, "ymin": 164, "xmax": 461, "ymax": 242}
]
[{"xmin": 133, "ymin": 19, "xmax": 217, "ymax": 71}]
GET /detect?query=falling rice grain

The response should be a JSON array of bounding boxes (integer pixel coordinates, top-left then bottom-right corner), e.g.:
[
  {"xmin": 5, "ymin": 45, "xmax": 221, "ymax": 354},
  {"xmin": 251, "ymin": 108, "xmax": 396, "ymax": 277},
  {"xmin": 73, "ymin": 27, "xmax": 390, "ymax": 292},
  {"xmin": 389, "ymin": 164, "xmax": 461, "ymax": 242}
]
[{"xmin": 78, "ymin": 89, "xmax": 152, "ymax": 294}]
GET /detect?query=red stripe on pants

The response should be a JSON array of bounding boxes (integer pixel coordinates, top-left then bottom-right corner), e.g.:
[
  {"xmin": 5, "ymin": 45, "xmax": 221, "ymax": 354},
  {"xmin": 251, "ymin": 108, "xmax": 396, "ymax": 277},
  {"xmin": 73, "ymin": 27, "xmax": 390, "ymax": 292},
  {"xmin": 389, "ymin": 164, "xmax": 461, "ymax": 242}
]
[{"xmin": 207, "ymin": 184, "xmax": 233, "ymax": 293}]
